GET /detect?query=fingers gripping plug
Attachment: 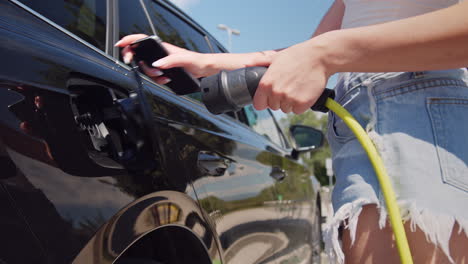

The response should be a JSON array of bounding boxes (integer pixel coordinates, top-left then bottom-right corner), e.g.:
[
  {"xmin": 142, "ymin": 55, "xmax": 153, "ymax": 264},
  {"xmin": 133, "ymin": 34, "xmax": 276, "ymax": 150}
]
[{"xmin": 201, "ymin": 67, "xmax": 335, "ymax": 115}]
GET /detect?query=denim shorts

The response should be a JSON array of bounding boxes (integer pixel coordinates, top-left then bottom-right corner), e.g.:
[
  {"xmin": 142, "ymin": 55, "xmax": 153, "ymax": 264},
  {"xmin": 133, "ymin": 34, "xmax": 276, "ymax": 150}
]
[{"xmin": 323, "ymin": 69, "xmax": 468, "ymax": 263}]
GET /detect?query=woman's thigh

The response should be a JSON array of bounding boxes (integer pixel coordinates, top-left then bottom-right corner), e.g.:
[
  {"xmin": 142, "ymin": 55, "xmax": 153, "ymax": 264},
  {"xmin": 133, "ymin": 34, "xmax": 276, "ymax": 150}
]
[{"xmin": 342, "ymin": 205, "xmax": 468, "ymax": 264}]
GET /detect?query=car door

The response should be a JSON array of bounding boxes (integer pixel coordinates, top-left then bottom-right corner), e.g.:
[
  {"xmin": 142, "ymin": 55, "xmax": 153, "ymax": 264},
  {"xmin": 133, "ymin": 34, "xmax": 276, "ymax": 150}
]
[
  {"xmin": 242, "ymin": 106, "xmax": 321, "ymax": 263},
  {"xmin": 113, "ymin": 1, "xmax": 224, "ymax": 262},
  {"xmin": 0, "ymin": 1, "xmax": 163, "ymax": 263},
  {"xmin": 1, "ymin": 1, "xmax": 218, "ymax": 263},
  {"xmin": 141, "ymin": 1, "xmax": 290, "ymax": 263}
]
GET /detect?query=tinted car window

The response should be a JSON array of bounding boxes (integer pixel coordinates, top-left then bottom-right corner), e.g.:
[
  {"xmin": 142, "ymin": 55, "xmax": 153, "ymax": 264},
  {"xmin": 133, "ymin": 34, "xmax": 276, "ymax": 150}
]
[
  {"xmin": 118, "ymin": 0, "xmax": 153, "ymax": 38},
  {"xmin": 244, "ymin": 105, "xmax": 284, "ymax": 147},
  {"xmin": 118, "ymin": 0, "xmax": 154, "ymax": 63},
  {"xmin": 208, "ymin": 36, "xmax": 226, "ymax": 53},
  {"xmin": 270, "ymin": 110, "xmax": 292, "ymax": 148},
  {"xmin": 213, "ymin": 44, "xmax": 225, "ymax": 53},
  {"xmin": 144, "ymin": 1, "xmax": 211, "ymax": 103},
  {"xmin": 18, "ymin": 0, "xmax": 107, "ymax": 51},
  {"xmin": 144, "ymin": 0, "xmax": 211, "ymax": 53}
]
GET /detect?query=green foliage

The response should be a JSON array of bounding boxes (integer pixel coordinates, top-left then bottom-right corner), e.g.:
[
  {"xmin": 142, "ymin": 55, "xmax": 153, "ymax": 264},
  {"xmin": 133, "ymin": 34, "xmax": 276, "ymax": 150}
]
[{"xmin": 282, "ymin": 112, "xmax": 334, "ymax": 186}]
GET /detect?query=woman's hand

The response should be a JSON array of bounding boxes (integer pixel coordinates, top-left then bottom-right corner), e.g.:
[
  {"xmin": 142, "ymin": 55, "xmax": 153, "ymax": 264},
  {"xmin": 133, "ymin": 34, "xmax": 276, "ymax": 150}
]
[
  {"xmin": 115, "ymin": 34, "xmax": 217, "ymax": 84},
  {"xmin": 254, "ymin": 38, "xmax": 333, "ymax": 114}
]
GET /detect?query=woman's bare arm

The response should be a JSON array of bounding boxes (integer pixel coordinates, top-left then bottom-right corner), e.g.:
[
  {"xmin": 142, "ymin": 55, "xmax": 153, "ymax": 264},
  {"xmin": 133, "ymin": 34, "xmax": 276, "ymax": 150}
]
[
  {"xmin": 213, "ymin": 0, "xmax": 345, "ymax": 70},
  {"xmin": 254, "ymin": 1, "xmax": 468, "ymax": 113},
  {"xmin": 319, "ymin": 1, "xmax": 468, "ymax": 73}
]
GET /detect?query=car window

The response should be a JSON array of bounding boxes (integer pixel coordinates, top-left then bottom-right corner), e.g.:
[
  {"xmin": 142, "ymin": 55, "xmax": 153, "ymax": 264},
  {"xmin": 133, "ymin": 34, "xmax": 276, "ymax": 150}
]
[
  {"xmin": 144, "ymin": 0, "xmax": 212, "ymax": 103},
  {"xmin": 118, "ymin": 0, "xmax": 153, "ymax": 39},
  {"xmin": 214, "ymin": 44, "xmax": 226, "ymax": 53},
  {"xmin": 243, "ymin": 105, "xmax": 284, "ymax": 147},
  {"xmin": 118, "ymin": 0, "xmax": 154, "ymax": 62},
  {"xmin": 270, "ymin": 110, "xmax": 292, "ymax": 148},
  {"xmin": 207, "ymin": 36, "xmax": 226, "ymax": 53},
  {"xmin": 18, "ymin": 0, "xmax": 107, "ymax": 51},
  {"xmin": 144, "ymin": 0, "xmax": 212, "ymax": 53}
]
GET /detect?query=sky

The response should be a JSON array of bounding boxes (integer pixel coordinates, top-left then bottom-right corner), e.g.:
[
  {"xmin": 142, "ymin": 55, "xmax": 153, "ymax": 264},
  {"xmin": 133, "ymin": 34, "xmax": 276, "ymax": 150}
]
[
  {"xmin": 169, "ymin": 0, "xmax": 338, "ymax": 87},
  {"xmin": 172, "ymin": 0, "xmax": 334, "ymax": 53}
]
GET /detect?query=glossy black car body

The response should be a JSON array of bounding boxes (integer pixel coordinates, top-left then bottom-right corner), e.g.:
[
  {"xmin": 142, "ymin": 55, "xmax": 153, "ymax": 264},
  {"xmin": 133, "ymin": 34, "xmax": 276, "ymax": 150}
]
[{"xmin": 0, "ymin": 1, "xmax": 323, "ymax": 263}]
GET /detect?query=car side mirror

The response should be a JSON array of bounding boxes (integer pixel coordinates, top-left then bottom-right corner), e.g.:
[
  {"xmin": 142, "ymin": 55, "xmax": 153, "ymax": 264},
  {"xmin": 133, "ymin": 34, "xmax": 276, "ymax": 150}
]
[{"xmin": 289, "ymin": 125, "xmax": 324, "ymax": 159}]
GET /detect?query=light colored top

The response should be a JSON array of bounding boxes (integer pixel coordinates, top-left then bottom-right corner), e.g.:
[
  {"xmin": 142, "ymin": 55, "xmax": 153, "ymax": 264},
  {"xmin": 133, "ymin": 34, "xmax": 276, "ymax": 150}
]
[{"xmin": 341, "ymin": 0, "xmax": 461, "ymax": 29}]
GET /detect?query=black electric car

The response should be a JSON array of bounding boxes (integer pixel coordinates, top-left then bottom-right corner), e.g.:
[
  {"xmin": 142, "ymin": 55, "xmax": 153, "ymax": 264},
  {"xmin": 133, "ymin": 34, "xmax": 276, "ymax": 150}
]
[{"xmin": 0, "ymin": 0, "xmax": 324, "ymax": 263}]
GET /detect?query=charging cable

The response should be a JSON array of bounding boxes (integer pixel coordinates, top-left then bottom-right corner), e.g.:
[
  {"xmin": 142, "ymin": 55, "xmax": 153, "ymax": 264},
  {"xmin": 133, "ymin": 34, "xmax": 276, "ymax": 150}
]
[{"xmin": 325, "ymin": 98, "xmax": 413, "ymax": 264}]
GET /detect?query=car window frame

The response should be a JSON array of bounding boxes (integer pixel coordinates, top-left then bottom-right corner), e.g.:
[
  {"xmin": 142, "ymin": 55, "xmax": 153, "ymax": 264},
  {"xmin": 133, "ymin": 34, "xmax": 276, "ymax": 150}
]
[
  {"xmin": 143, "ymin": 0, "xmax": 212, "ymax": 53},
  {"xmin": 155, "ymin": 0, "xmax": 213, "ymax": 43}
]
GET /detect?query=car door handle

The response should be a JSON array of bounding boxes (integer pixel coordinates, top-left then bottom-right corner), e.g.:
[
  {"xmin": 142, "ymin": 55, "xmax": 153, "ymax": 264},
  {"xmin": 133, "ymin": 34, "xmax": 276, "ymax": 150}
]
[
  {"xmin": 197, "ymin": 151, "xmax": 231, "ymax": 176},
  {"xmin": 270, "ymin": 166, "xmax": 287, "ymax": 181}
]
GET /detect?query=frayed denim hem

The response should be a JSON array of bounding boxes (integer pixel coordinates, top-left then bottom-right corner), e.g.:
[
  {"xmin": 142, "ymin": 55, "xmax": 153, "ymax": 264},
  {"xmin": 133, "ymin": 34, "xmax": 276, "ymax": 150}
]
[{"xmin": 323, "ymin": 198, "xmax": 468, "ymax": 264}]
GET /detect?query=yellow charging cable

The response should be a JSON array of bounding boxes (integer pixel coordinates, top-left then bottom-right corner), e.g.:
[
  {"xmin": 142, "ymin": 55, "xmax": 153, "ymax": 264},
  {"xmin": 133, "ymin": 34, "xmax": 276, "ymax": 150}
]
[{"xmin": 325, "ymin": 98, "xmax": 413, "ymax": 264}]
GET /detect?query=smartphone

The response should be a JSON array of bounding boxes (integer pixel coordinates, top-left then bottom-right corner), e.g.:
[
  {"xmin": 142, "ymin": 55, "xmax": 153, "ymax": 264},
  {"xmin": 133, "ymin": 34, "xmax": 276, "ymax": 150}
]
[{"xmin": 130, "ymin": 35, "xmax": 200, "ymax": 95}]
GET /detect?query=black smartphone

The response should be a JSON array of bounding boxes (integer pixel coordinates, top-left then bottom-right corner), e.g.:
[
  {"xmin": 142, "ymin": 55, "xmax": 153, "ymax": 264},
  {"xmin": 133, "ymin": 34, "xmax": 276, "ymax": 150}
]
[{"xmin": 130, "ymin": 35, "xmax": 200, "ymax": 95}]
